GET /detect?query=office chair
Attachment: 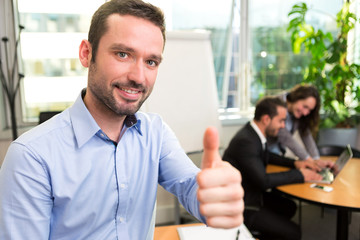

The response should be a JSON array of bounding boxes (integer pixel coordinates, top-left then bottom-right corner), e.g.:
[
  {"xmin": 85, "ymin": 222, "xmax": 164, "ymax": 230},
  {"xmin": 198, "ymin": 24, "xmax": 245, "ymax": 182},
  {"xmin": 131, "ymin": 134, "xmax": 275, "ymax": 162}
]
[
  {"xmin": 318, "ymin": 145, "xmax": 344, "ymax": 156},
  {"xmin": 38, "ymin": 111, "xmax": 62, "ymax": 124},
  {"xmin": 318, "ymin": 145, "xmax": 360, "ymax": 158}
]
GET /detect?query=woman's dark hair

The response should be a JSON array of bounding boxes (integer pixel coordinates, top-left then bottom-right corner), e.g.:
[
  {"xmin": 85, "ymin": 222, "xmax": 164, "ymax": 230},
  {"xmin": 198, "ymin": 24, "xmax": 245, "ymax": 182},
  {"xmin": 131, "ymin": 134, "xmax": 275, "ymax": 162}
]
[
  {"xmin": 286, "ymin": 84, "xmax": 320, "ymax": 135},
  {"xmin": 88, "ymin": 0, "xmax": 166, "ymax": 62}
]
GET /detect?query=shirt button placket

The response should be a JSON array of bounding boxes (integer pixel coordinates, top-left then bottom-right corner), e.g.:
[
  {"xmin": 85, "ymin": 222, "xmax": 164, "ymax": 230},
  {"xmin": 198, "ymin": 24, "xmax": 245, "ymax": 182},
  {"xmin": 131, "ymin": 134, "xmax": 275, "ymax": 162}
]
[{"xmin": 119, "ymin": 183, "xmax": 127, "ymax": 224}]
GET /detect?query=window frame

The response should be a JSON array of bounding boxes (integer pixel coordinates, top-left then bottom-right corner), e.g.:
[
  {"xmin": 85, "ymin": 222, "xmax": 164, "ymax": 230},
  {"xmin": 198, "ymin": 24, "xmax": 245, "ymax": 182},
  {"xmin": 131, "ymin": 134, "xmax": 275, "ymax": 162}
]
[{"xmin": 218, "ymin": 0, "xmax": 254, "ymax": 125}]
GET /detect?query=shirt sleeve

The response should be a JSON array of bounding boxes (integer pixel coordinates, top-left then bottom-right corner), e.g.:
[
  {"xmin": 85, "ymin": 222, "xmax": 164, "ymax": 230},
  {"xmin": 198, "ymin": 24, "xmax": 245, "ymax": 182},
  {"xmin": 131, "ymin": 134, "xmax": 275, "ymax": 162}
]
[
  {"xmin": 0, "ymin": 142, "xmax": 52, "ymax": 239},
  {"xmin": 277, "ymin": 128, "xmax": 310, "ymax": 160},
  {"xmin": 157, "ymin": 123, "xmax": 205, "ymax": 223},
  {"xmin": 300, "ymin": 129, "xmax": 320, "ymax": 160}
]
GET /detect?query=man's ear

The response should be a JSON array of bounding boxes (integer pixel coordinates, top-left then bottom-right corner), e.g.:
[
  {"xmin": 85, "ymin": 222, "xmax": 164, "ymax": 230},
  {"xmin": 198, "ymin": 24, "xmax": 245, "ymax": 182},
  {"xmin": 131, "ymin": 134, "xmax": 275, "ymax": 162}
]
[
  {"xmin": 79, "ymin": 40, "xmax": 92, "ymax": 68},
  {"xmin": 261, "ymin": 114, "xmax": 271, "ymax": 126}
]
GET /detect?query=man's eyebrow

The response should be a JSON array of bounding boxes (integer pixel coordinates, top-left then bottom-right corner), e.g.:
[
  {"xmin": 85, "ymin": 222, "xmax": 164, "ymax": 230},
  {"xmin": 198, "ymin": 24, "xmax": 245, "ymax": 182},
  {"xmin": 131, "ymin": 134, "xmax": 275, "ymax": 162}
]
[
  {"xmin": 110, "ymin": 43, "xmax": 135, "ymax": 53},
  {"xmin": 110, "ymin": 43, "xmax": 163, "ymax": 63},
  {"xmin": 150, "ymin": 54, "xmax": 163, "ymax": 63}
]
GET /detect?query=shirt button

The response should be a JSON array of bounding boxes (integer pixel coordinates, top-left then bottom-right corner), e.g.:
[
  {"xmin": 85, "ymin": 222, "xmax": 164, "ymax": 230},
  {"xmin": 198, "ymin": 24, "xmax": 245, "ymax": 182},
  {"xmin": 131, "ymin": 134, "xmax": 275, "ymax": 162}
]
[
  {"xmin": 120, "ymin": 183, "xmax": 126, "ymax": 189},
  {"xmin": 119, "ymin": 217, "xmax": 125, "ymax": 222}
]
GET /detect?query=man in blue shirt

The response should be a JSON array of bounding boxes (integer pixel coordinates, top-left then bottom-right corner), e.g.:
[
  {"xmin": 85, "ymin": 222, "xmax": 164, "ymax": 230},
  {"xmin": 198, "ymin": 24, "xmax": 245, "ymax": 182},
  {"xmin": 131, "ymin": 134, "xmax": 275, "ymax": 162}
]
[{"xmin": 0, "ymin": 0, "xmax": 244, "ymax": 239}]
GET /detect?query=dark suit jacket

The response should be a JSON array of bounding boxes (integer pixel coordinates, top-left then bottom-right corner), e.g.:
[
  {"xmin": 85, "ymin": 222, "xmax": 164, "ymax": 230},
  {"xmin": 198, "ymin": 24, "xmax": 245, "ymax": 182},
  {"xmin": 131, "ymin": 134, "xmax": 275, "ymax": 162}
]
[{"xmin": 223, "ymin": 122, "xmax": 304, "ymax": 208}]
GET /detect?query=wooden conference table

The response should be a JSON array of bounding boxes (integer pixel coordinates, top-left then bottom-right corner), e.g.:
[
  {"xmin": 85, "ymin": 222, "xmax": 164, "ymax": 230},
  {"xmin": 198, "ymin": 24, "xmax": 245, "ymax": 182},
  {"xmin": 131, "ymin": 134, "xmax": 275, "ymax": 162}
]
[
  {"xmin": 154, "ymin": 223, "xmax": 204, "ymax": 240},
  {"xmin": 267, "ymin": 156, "xmax": 360, "ymax": 240}
]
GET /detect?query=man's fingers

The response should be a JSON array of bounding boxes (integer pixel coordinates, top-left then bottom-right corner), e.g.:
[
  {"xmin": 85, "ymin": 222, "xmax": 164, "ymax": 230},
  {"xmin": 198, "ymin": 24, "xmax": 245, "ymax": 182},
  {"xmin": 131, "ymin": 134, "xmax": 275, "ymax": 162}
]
[
  {"xmin": 301, "ymin": 169, "xmax": 323, "ymax": 181},
  {"xmin": 199, "ymin": 200, "xmax": 244, "ymax": 218},
  {"xmin": 199, "ymin": 200, "xmax": 244, "ymax": 229},
  {"xmin": 197, "ymin": 183, "xmax": 243, "ymax": 203},
  {"xmin": 198, "ymin": 127, "xmax": 244, "ymax": 229},
  {"xmin": 197, "ymin": 162, "xmax": 241, "ymax": 188},
  {"xmin": 201, "ymin": 127, "xmax": 221, "ymax": 169},
  {"xmin": 206, "ymin": 215, "xmax": 244, "ymax": 229}
]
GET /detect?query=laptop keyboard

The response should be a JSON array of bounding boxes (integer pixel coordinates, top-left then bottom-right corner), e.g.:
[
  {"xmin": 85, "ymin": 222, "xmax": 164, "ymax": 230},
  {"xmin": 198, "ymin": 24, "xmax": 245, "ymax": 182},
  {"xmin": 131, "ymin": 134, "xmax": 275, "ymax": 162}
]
[{"xmin": 319, "ymin": 168, "xmax": 334, "ymax": 182}]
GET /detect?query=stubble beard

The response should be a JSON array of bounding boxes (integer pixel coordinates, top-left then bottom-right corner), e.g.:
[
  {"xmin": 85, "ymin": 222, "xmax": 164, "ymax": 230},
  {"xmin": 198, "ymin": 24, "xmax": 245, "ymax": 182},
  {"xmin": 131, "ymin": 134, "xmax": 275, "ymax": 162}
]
[
  {"xmin": 265, "ymin": 127, "xmax": 278, "ymax": 138},
  {"xmin": 88, "ymin": 64, "xmax": 151, "ymax": 117}
]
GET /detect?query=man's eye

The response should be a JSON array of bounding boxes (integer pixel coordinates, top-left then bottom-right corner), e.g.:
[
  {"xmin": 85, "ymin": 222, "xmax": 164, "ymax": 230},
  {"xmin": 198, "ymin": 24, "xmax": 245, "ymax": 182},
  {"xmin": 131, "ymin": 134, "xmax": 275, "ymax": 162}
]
[
  {"xmin": 147, "ymin": 60, "xmax": 157, "ymax": 67},
  {"xmin": 117, "ymin": 52, "xmax": 128, "ymax": 58}
]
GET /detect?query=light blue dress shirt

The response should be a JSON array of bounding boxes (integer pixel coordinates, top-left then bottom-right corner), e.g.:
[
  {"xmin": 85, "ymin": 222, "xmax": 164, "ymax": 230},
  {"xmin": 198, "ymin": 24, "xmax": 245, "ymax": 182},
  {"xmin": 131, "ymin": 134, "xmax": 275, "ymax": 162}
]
[{"xmin": 0, "ymin": 92, "xmax": 205, "ymax": 239}]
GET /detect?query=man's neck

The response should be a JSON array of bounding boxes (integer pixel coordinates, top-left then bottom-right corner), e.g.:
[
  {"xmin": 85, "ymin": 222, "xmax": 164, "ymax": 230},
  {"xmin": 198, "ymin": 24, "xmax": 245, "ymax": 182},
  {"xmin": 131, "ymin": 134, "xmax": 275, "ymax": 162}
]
[
  {"xmin": 252, "ymin": 120, "xmax": 267, "ymax": 137},
  {"xmin": 83, "ymin": 91, "xmax": 126, "ymax": 142},
  {"xmin": 250, "ymin": 120, "xmax": 267, "ymax": 147}
]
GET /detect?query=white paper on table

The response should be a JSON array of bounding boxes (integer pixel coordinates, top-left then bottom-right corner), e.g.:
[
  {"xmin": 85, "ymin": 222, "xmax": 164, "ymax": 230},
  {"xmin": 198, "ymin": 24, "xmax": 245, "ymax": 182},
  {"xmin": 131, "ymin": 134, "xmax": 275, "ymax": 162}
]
[{"xmin": 177, "ymin": 223, "xmax": 255, "ymax": 240}]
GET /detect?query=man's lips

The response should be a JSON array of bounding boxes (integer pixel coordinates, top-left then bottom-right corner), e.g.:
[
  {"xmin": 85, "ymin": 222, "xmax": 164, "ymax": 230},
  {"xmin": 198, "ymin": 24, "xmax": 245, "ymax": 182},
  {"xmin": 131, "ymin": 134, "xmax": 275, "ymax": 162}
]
[
  {"xmin": 115, "ymin": 86, "xmax": 144, "ymax": 101},
  {"xmin": 119, "ymin": 87, "xmax": 142, "ymax": 94}
]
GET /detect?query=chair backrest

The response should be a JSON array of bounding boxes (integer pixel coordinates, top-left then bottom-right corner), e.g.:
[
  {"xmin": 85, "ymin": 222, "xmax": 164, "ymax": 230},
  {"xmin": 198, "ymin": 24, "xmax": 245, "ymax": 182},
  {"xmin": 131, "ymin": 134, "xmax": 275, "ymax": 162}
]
[
  {"xmin": 38, "ymin": 111, "xmax": 62, "ymax": 124},
  {"xmin": 350, "ymin": 148, "xmax": 360, "ymax": 158},
  {"xmin": 318, "ymin": 145, "xmax": 360, "ymax": 158},
  {"xmin": 318, "ymin": 145, "xmax": 344, "ymax": 156}
]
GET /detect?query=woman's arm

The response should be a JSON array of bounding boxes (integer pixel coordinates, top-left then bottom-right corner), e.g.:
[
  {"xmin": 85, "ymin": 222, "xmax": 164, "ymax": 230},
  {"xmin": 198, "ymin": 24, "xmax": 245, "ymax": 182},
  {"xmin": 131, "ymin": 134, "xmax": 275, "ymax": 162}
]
[
  {"xmin": 277, "ymin": 128, "xmax": 310, "ymax": 160},
  {"xmin": 300, "ymin": 128, "xmax": 320, "ymax": 159}
]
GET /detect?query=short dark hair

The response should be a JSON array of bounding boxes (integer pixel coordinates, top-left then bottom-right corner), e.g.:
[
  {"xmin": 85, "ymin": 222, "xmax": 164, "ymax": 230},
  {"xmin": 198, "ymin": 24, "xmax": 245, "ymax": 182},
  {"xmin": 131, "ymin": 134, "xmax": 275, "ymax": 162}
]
[
  {"xmin": 88, "ymin": 0, "xmax": 166, "ymax": 62},
  {"xmin": 286, "ymin": 84, "xmax": 320, "ymax": 135},
  {"xmin": 254, "ymin": 97, "xmax": 287, "ymax": 121}
]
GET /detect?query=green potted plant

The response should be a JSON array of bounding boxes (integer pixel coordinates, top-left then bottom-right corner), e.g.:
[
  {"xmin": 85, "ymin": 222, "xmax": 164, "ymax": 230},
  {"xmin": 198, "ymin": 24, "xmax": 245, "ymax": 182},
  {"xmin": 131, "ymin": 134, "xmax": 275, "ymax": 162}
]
[
  {"xmin": 287, "ymin": 2, "xmax": 360, "ymax": 129},
  {"xmin": 287, "ymin": 2, "xmax": 360, "ymax": 147}
]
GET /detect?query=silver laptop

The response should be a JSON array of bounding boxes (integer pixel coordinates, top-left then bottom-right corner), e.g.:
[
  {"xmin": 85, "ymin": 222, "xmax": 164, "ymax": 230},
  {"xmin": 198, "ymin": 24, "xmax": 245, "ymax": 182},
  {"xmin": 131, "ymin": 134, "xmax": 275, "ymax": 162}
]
[{"xmin": 315, "ymin": 144, "xmax": 353, "ymax": 184}]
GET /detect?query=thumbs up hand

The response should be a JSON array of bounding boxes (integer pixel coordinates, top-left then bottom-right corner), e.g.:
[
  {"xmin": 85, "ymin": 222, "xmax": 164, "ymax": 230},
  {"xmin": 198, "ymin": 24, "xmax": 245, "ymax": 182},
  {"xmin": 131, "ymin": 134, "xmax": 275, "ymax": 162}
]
[{"xmin": 197, "ymin": 127, "xmax": 244, "ymax": 228}]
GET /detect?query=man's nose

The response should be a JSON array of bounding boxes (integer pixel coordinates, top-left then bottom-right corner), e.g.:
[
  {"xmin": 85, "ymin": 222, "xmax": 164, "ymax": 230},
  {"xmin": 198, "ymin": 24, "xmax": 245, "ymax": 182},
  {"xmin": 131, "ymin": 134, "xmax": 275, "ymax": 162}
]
[{"xmin": 128, "ymin": 60, "xmax": 145, "ymax": 84}]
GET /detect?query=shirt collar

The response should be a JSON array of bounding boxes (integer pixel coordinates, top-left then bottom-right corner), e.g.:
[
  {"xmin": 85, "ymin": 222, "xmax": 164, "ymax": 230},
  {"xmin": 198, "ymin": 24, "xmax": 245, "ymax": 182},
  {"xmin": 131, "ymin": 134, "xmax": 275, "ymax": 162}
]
[
  {"xmin": 123, "ymin": 114, "xmax": 143, "ymax": 136},
  {"xmin": 250, "ymin": 120, "xmax": 267, "ymax": 147},
  {"xmin": 69, "ymin": 90, "xmax": 142, "ymax": 148},
  {"xmin": 124, "ymin": 114, "xmax": 142, "ymax": 136}
]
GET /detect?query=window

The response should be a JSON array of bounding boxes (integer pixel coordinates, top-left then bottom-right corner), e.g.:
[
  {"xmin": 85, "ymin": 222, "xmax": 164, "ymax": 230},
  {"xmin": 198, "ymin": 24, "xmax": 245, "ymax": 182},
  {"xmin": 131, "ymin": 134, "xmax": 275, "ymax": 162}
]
[
  {"xmin": 249, "ymin": 0, "xmax": 342, "ymax": 107},
  {"xmin": 3, "ymin": 0, "xmax": 351, "ymax": 127},
  {"xmin": 221, "ymin": 0, "xmax": 343, "ymax": 120},
  {"xmin": 15, "ymin": 0, "xmax": 233, "ymax": 123},
  {"xmin": 16, "ymin": 0, "xmax": 105, "ymax": 122},
  {"xmin": 162, "ymin": 0, "xmax": 343, "ymax": 112}
]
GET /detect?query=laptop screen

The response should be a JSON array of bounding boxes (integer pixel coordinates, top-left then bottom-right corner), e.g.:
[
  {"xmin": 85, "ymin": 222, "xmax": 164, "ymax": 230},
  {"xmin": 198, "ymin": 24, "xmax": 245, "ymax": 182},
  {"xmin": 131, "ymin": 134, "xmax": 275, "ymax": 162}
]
[{"xmin": 332, "ymin": 144, "xmax": 353, "ymax": 176}]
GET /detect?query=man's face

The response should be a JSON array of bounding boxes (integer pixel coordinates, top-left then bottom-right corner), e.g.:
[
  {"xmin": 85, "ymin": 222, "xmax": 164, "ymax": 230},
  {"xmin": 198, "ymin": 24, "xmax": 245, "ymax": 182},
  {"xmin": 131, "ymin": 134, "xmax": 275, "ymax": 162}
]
[
  {"xmin": 86, "ymin": 14, "xmax": 164, "ymax": 116},
  {"xmin": 265, "ymin": 106, "xmax": 287, "ymax": 137},
  {"xmin": 288, "ymin": 96, "xmax": 316, "ymax": 119}
]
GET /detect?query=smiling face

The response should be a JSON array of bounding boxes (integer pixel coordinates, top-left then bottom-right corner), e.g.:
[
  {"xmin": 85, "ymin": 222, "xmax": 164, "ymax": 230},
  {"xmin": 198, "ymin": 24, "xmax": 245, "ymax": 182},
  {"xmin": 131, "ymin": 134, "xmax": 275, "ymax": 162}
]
[
  {"xmin": 265, "ymin": 106, "xmax": 287, "ymax": 137},
  {"xmin": 80, "ymin": 14, "xmax": 164, "ymax": 117},
  {"xmin": 288, "ymin": 96, "xmax": 316, "ymax": 119}
]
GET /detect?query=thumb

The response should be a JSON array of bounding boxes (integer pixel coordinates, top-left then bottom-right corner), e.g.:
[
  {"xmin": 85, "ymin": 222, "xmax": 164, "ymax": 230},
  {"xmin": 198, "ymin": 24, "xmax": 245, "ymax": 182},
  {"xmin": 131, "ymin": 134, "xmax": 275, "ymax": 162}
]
[{"xmin": 201, "ymin": 126, "xmax": 222, "ymax": 169}]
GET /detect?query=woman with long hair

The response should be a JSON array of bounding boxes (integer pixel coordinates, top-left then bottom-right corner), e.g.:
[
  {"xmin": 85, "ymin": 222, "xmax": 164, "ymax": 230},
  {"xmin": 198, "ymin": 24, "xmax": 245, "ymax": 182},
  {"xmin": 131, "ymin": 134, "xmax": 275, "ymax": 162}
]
[{"xmin": 268, "ymin": 84, "xmax": 321, "ymax": 162}]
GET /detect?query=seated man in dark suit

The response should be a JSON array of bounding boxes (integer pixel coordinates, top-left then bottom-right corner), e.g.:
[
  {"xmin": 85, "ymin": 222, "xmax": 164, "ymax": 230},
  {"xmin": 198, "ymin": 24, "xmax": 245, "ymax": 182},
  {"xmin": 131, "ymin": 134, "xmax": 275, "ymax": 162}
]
[{"xmin": 223, "ymin": 97, "xmax": 322, "ymax": 240}]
